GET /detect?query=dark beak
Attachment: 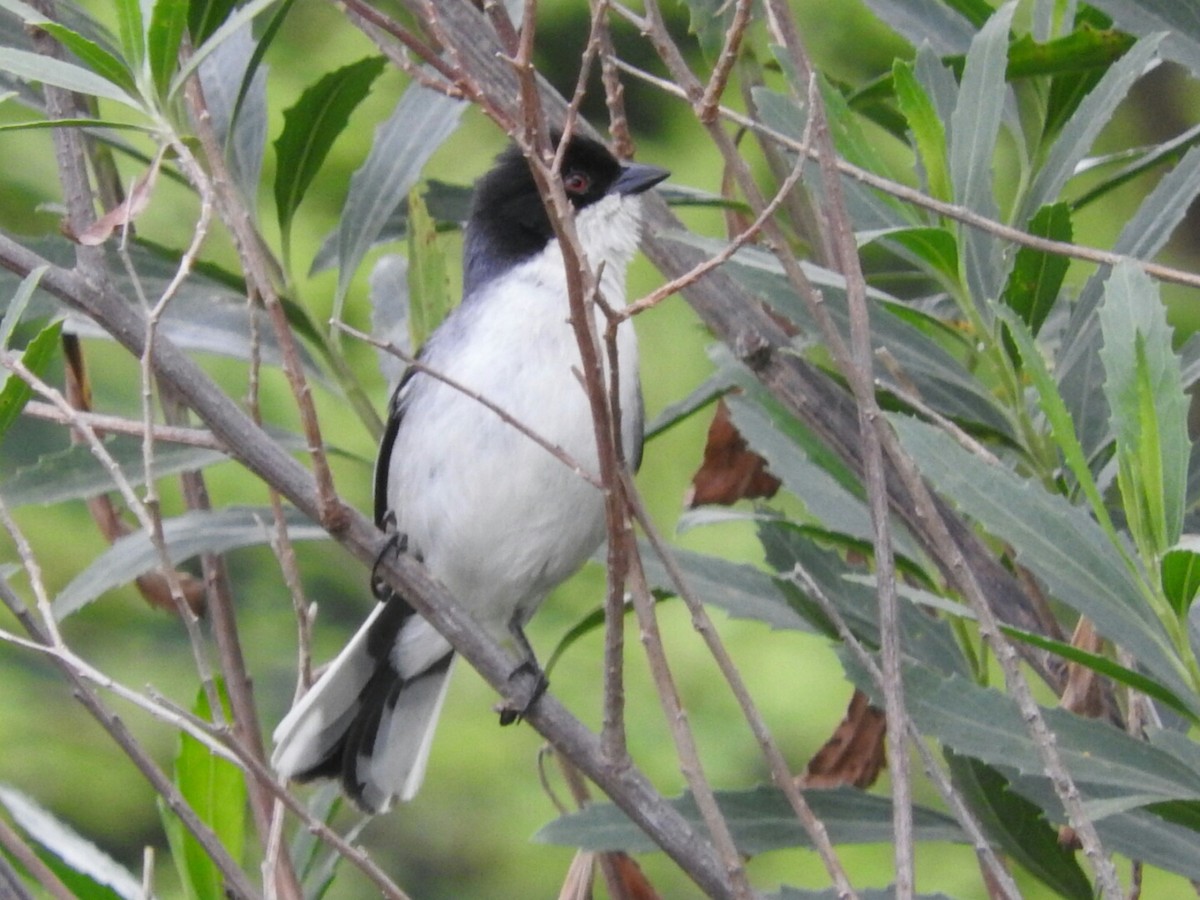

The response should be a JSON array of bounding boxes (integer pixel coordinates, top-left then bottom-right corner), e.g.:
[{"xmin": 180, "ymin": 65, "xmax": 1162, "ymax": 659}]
[{"xmin": 612, "ymin": 162, "xmax": 670, "ymax": 196}]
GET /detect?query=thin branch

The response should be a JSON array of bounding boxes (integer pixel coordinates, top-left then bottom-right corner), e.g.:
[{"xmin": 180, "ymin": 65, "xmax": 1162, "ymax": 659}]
[
  {"xmin": 0, "ymin": 814, "xmax": 74, "ymax": 900},
  {"xmin": 788, "ymin": 563, "xmax": 1022, "ymax": 900},
  {"xmin": 610, "ymin": 56, "xmax": 1200, "ymax": 292},
  {"xmin": 332, "ymin": 321, "xmax": 603, "ymax": 490},
  {"xmin": 0, "ymin": 573, "xmax": 260, "ymax": 899},
  {"xmin": 20, "ymin": 400, "xmax": 228, "ymax": 448}
]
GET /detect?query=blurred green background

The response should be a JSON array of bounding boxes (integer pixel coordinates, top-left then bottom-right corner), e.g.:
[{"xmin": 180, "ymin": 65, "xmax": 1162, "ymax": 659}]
[{"xmin": 2, "ymin": 0, "xmax": 1199, "ymax": 897}]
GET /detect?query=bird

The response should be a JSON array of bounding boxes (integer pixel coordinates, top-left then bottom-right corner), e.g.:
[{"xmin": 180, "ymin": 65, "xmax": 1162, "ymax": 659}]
[{"xmin": 271, "ymin": 132, "xmax": 669, "ymax": 813}]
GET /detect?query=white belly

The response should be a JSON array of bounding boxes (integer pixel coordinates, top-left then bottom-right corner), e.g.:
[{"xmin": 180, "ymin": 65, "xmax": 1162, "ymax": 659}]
[{"xmin": 385, "ymin": 259, "xmax": 640, "ymax": 641}]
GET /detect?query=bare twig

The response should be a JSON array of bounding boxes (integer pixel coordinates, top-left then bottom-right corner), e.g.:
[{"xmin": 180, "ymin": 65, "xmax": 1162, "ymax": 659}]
[
  {"xmin": 20, "ymin": 400, "xmax": 227, "ymax": 448},
  {"xmin": 0, "ymin": 813, "xmax": 74, "ymax": 900}
]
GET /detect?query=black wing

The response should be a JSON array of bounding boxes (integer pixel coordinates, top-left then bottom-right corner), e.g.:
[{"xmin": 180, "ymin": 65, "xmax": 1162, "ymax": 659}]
[{"xmin": 373, "ymin": 367, "xmax": 416, "ymax": 529}]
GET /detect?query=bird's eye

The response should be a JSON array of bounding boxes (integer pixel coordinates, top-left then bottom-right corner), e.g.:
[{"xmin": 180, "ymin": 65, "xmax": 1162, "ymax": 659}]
[{"xmin": 563, "ymin": 171, "xmax": 590, "ymax": 195}]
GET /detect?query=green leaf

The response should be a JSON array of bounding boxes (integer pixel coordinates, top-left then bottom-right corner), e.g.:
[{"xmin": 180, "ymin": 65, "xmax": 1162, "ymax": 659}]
[
  {"xmin": 1000, "ymin": 622, "xmax": 1194, "ymax": 721},
  {"xmin": 892, "ymin": 60, "xmax": 951, "ymax": 203},
  {"xmin": 891, "ymin": 413, "xmax": 1194, "ymax": 710},
  {"xmin": 945, "ymin": 752, "xmax": 1092, "ymax": 900},
  {"xmin": 536, "ymin": 785, "xmax": 964, "ymax": 853},
  {"xmin": 0, "ymin": 785, "xmax": 141, "ymax": 899},
  {"xmin": 994, "ymin": 306, "xmax": 1124, "ymax": 552},
  {"xmin": 1087, "ymin": 0, "xmax": 1200, "ymax": 78},
  {"xmin": 0, "ymin": 48, "xmax": 141, "ymax": 109},
  {"xmin": 52, "ymin": 506, "xmax": 329, "ymax": 619},
  {"xmin": 273, "ymin": 55, "xmax": 385, "ymax": 259},
  {"xmin": 1099, "ymin": 261, "xmax": 1190, "ymax": 557},
  {"xmin": 406, "ymin": 187, "xmax": 453, "ymax": 349},
  {"xmin": 162, "ymin": 681, "xmax": 245, "ymax": 900},
  {"xmin": 333, "ymin": 82, "xmax": 465, "ymax": 320},
  {"xmin": 113, "ymin": 0, "xmax": 144, "ymax": 69},
  {"xmin": 0, "ymin": 318, "xmax": 61, "ymax": 440},
  {"xmin": 1162, "ymin": 535, "xmax": 1200, "ymax": 618},
  {"xmin": 859, "ymin": 226, "xmax": 959, "ymax": 286},
  {"xmin": 147, "ymin": 0, "xmax": 189, "ymax": 98},
  {"xmin": 188, "ymin": 0, "xmax": 239, "ymax": 44},
  {"xmin": 1000, "ymin": 202, "xmax": 1071, "ymax": 337},
  {"xmin": 36, "ymin": 22, "xmax": 137, "ymax": 97}
]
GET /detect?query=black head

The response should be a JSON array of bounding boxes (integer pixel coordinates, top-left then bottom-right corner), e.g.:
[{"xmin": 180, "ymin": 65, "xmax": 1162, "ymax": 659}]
[{"xmin": 462, "ymin": 134, "xmax": 668, "ymax": 296}]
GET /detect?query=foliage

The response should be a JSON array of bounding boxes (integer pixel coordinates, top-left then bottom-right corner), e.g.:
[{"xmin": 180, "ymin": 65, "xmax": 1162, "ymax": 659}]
[{"xmin": 1, "ymin": 0, "xmax": 1200, "ymax": 897}]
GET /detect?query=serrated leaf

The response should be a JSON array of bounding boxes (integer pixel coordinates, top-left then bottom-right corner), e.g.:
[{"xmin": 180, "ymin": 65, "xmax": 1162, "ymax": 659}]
[
  {"xmin": 0, "ymin": 48, "xmax": 141, "ymax": 109},
  {"xmin": 859, "ymin": 664, "xmax": 1200, "ymax": 805},
  {"xmin": 893, "ymin": 60, "xmax": 951, "ymax": 203},
  {"xmin": 52, "ymin": 506, "xmax": 329, "ymax": 619},
  {"xmin": 163, "ymin": 681, "xmax": 245, "ymax": 900},
  {"xmin": 0, "ymin": 318, "xmax": 61, "ymax": 439},
  {"xmin": 945, "ymin": 752, "xmax": 1091, "ymax": 900},
  {"xmin": 0, "ymin": 785, "xmax": 141, "ymax": 899},
  {"xmin": 1059, "ymin": 142, "xmax": 1200, "ymax": 463},
  {"xmin": 406, "ymin": 187, "xmax": 453, "ymax": 349},
  {"xmin": 1099, "ymin": 261, "xmax": 1190, "ymax": 556},
  {"xmin": 891, "ymin": 413, "xmax": 1195, "ymax": 710},
  {"xmin": 333, "ymin": 79, "xmax": 465, "ymax": 320},
  {"xmin": 273, "ymin": 55, "xmax": 385, "ymax": 257},
  {"xmin": 536, "ymin": 785, "xmax": 964, "ymax": 854},
  {"xmin": 1001, "ymin": 202, "xmax": 1071, "ymax": 337},
  {"xmin": 147, "ymin": 0, "xmax": 187, "ymax": 97},
  {"xmin": 1024, "ymin": 33, "xmax": 1164, "ymax": 217}
]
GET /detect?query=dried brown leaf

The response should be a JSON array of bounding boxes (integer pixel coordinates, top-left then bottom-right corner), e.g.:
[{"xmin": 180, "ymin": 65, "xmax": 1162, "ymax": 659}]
[
  {"xmin": 684, "ymin": 398, "xmax": 781, "ymax": 507},
  {"xmin": 799, "ymin": 689, "xmax": 887, "ymax": 789}
]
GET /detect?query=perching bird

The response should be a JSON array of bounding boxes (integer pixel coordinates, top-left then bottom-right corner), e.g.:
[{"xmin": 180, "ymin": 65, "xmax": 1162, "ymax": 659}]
[{"xmin": 271, "ymin": 133, "xmax": 669, "ymax": 813}]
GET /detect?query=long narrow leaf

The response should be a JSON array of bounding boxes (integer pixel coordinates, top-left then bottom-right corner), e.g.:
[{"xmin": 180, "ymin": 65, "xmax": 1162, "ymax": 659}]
[
  {"xmin": 0, "ymin": 48, "xmax": 141, "ymax": 109},
  {"xmin": 0, "ymin": 319, "xmax": 61, "ymax": 439},
  {"xmin": 1099, "ymin": 262, "xmax": 1190, "ymax": 555},
  {"xmin": 273, "ymin": 56, "xmax": 386, "ymax": 256},
  {"xmin": 892, "ymin": 413, "xmax": 1195, "ymax": 709},
  {"xmin": 52, "ymin": 506, "xmax": 329, "ymax": 619},
  {"xmin": 333, "ymin": 81, "xmax": 465, "ymax": 319}
]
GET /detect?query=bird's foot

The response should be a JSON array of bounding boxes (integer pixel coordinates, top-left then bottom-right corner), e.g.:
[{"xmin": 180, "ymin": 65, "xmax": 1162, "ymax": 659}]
[
  {"xmin": 369, "ymin": 526, "xmax": 408, "ymax": 602},
  {"xmin": 497, "ymin": 660, "xmax": 549, "ymax": 726}
]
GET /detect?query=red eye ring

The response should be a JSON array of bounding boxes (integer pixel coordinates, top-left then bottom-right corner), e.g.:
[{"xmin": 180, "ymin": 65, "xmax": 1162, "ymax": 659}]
[{"xmin": 563, "ymin": 171, "xmax": 590, "ymax": 194}]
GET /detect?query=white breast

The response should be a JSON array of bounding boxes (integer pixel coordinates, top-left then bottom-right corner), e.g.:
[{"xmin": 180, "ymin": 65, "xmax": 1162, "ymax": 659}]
[{"xmin": 385, "ymin": 194, "xmax": 643, "ymax": 641}]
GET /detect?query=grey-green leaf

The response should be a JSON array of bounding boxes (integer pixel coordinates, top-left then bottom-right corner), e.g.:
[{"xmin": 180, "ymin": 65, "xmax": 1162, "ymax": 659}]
[
  {"xmin": 1087, "ymin": 0, "xmax": 1200, "ymax": 78},
  {"xmin": 333, "ymin": 82, "xmax": 465, "ymax": 318},
  {"xmin": 0, "ymin": 785, "xmax": 142, "ymax": 899},
  {"xmin": 1099, "ymin": 261, "xmax": 1190, "ymax": 554},
  {"xmin": 52, "ymin": 506, "xmax": 328, "ymax": 619},
  {"xmin": 0, "ymin": 47, "xmax": 141, "ymax": 109},
  {"xmin": 891, "ymin": 413, "xmax": 1194, "ymax": 709},
  {"xmin": 536, "ymin": 785, "xmax": 964, "ymax": 853}
]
